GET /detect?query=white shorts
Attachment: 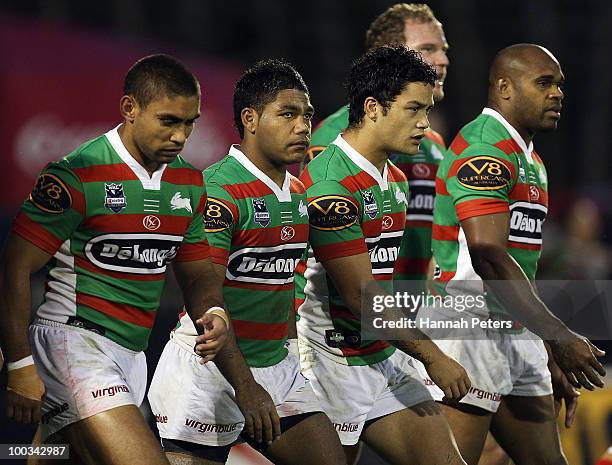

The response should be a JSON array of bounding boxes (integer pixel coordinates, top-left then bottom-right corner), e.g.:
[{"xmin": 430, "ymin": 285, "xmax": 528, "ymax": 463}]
[
  {"xmin": 299, "ymin": 344, "xmax": 432, "ymax": 445},
  {"xmin": 415, "ymin": 309, "xmax": 552, "ymax": 412},
  {"xmin": 148, "ymin": 339, "xmax": 322, "ymax": 447},
  {"xmin": 29, "ymin": 318, "xmax": 147, "ymax": 440}
]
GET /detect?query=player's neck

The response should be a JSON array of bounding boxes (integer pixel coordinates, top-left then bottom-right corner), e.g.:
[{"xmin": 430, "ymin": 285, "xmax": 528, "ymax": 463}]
[
  {"xmin": 238, "ymin": 143, "xmax": 286, "ymax": 188},
  {"xmin": 117, "ymin": 124, "xmax": 161, "ymax": 176},
  {"xmin": 489, "ymin": 105, "xmax": 534, "ymax": 147},
  {"xmin": 342, "ymin": 129, "xmax": 388, "ymax": 174}
]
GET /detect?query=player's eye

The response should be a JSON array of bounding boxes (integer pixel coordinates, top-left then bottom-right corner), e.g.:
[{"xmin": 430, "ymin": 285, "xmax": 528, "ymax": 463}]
[{"xmin": 282, "ymin": 112, "xmax": 294, "ymax": 118}]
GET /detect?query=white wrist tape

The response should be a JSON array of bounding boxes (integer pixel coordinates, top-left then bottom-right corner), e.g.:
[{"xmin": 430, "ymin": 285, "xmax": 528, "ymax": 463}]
[
  {"xmin": 7, "ymin": 355, "xmax": 35, "ymax": 371},
  {"xmin": 205, "ymin": 306, "xmax": 229, "ymax": 328}
]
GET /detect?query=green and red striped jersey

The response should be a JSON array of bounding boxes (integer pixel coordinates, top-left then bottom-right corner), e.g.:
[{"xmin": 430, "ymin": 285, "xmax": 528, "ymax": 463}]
[
  {"xmin": 302, "ymin": 104, "xmax": 444, "ymax": 284},
  {"xmin": 432, "ymin": 108, "xmax": 548, "ymax": 319},
  {"xmin": 173, "ymin": 146, "xmax": 308, "ymax": 368},
  {"xmin": 297, "ymin": 135, "xmax": 409, "ymax": 366},
  {"xmin": 12, "ymin": 126, "xmax": 210, "ymax": 351}
]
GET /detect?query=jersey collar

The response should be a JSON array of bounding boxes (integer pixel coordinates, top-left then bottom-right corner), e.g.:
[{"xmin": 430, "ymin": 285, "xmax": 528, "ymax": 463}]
[
  {"xmin": 333, "ymin": 135, "xmax": 389, "ymax": 191},
  {"xmin": 482, "ymin": 108, "xmax": 534, "ymax": 163},
  {"xmin": 105, "ymin": 125, "xmax": 168, "ymax": 190},
  {"xmin": 228, "ymin": 145, "xmax": 292, "ymax": 202}
]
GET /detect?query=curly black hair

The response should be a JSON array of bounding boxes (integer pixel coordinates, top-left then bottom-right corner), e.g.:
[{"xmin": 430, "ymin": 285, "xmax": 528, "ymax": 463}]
[
  {"xmin": 123, "ymin": 54, "xmax": 200, "ymax": 108},
  {"xmin": 346, "ymin": 46, "xmax": 437, "ymax": 127},
  {"xmin": 233, "ymin": 59, "xmax": 309, "ymax": 139}
]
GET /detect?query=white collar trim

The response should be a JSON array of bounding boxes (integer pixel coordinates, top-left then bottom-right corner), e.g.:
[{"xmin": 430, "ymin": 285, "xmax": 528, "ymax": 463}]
[
  {"xmin": 482, "ymin": 108, "xmax": 534, "ymax": 163},
  {"xmin": 104, "ymin": 125, "xmax": 167, "ymax": 190},
  {"xmin": 332, "ymin": 135, "xmax": 389, "ymax": 191},
  {"xmin": 229, "ymin": 145, "xmax": 292, "ymax": 202}
]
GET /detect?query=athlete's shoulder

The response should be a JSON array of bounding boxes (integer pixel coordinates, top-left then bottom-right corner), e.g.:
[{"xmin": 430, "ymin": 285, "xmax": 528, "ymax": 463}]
[
  {"xmin": 302, "ymin": 143, "xmax": 349, "ymax": 184},
  {"xmin": 62, "ymin": 133, "xmax": 113, "ymax": 169},
  {"xmin": 204, "ymin": 154, "xmax": 241, "ymax": 184}
]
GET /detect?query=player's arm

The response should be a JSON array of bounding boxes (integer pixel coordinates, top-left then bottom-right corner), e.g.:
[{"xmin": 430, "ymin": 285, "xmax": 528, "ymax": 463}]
[
  {"xmin": 198, "ymin": 186, "xmax": 280, "ymax": 444},
  {"xmin": 172, "ymin": 258, "xmax": 228, "ymax": 362},
  {"xmin": 462, "ymin": 213, "xmax": 605, "ymax": 389},
  {"xmin": 0, "ymin": 233, "xmax": 49, "ymax": 423},
  {"xmin": 306, "ymin": 179, "xmax": 470, "ymax": 401},
  {"xmin": 322, "ymin": 253, "xmax": 470, "ymax": 401}
]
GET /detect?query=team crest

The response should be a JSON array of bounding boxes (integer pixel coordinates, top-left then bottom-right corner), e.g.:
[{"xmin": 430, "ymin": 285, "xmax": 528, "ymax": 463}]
[
  {"xmin": 362, "ymin": 190, "xmax": 379, "ymax": 219},
  {"xmin": 104, "ymin": 183, "xmax": 127, "ymax": 213},
  {"xmin": 170, "ymin": 192, "xmax": 193, "ymax": 213},
  {"xmin": 252, "ymin": 198, "xmax": 271, "ymax": 227},
  {"xmin": 394, "ymin": 187, "xmax": 408, "ymax": 206},
  {"xmin": 298, "ymin": 200, "xmax": 308, "ymax": 218}
]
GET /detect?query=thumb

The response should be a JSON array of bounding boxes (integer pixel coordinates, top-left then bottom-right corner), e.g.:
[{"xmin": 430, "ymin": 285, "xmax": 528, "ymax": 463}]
[{"xmin": 588, "ymin": 341, "xmax": 605, "ymax": 357}]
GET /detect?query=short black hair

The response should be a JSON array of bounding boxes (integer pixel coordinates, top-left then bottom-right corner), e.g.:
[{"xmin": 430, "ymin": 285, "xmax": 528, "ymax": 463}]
[
  {"xmin": 346, "ymin": 46, "xmax": 437, "ymax": 127},
  {"xmin": 123, "ymin": 54, "xmax": 200, "ymax": 107},
  {"xmin": 233, "ymin": 59, "xmax": 309, "ymax": 139}
]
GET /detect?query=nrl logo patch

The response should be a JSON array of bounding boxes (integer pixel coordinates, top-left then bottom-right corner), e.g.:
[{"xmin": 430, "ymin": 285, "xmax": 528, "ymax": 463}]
[
  {"xmin": 252, "ymin": 198, "xmax": 270, "ymax": 227},
  {"xmin": 105, "ymin": 183, "xmax": 127, "ymax": 213},
  {"xmin": 362, "ymin": 189, "xmax": 379, "ymax": 219}
]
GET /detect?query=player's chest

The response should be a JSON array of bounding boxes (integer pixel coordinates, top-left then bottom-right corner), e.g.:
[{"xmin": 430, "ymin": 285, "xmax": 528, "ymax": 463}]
[
  {"xmin": 82, "ymin": 181, "xmax": 195, "ymax": 232},
  {"xmin": 237, "ymin": 194, "xmax": 309, "ymax": 243},
  {"xmin": 357, "ymin": 186, "xmax": 407, "ymax": 236},
  {"xmin": 507, "ymin": 157, "xmax": 548, "ymax": 244}
]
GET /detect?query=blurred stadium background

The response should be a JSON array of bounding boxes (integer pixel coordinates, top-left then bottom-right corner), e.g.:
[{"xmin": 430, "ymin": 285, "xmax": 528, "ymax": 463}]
[{"xmin": 0, "ymin": 1, "xmax": 611, "ymax": 464}]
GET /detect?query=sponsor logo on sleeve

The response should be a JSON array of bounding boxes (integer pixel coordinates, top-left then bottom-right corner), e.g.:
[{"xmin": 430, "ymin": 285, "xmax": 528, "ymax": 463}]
[
  {"xmin": 456, "ymin": 156, "xmax": 511, "ymax": 190},
  {"xmin": 204, "ymin": 198, "xmax": 234, "ymax": 232},
  {"xmin": 104, "ymin": 183, "xmax": 127, "ymax": 213},
  {"xmin": 29, "ymin": 173, "xmax": 72, "ymax": 213},
  {"xmin": 307, "ymin": 195, "xmax": 359, "ymax": 231}
]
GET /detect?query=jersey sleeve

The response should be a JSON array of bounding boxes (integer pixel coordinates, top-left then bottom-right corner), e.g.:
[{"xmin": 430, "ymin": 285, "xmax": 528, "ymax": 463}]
[
  {"xmin": 444, "ymin": 144, "xmax": 519, "ymax": 222},
  {"xmin": 306, "ymin": 180, "xmax": 367, "ymax": 262},
  {"xmin": 12, "ymin": 160, "xmax": 85, "ymax": 255},
  {"xmin": 201, "ymin": 182, "xmax": 238, "ymax": 266},
  {"xmin": 175, "ymin": 174, "xmax": 210, "ymax": 262}
]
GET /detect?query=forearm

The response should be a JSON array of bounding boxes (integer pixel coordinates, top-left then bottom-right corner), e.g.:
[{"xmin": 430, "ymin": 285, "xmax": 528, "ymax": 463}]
[
  {"xmin": 175, "ymin": 261, "xmax": 225, "ymax": 330},
  {"xmin": 471, "ymin": 246, "xmax": 569, "ymax": 339},
  {"xmin": 213, "ymin": 325, "xmax": 256, "ymax": 391},
  {"xmin": 0, "ymin": 266, "xmax": 33, "ymax": 362}
]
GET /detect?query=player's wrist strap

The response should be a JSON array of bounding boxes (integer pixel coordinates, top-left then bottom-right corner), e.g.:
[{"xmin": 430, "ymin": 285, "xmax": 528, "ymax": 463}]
[
  {"xmin": 206, "ymin": 306, "xmax": 229, "ymax": 328},
  {"xmin": 7, "ymin": 355, "xmax": 34, "ymax": 371}
]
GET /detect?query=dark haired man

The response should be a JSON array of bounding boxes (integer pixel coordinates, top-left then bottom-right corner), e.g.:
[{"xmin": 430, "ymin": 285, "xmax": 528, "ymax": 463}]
[
  {"xmin": 296, "ymin": 2, "xmax": 449, "ymax": 316},
  {"xmin": 0, "ymin": 53, "xmax": 228, "ymax": 465},
  {"xmin": 148, "ymin": 59, "xmax": 346, "ymax": 465},
  {"xmin": 297, "ymin": 46, "xmax": 469, "ymax": 465},
  {"xmin": 416, "ymin": 44, "xmax": 605, "ymax": 465}
]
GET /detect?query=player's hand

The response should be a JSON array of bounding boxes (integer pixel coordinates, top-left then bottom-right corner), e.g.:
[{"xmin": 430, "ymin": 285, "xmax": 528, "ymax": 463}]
[
  {"xmin": 194, "ymin": 313, "xmax": 229, "ymax": 363},
  {"xmin": 423, "ymin": 352, "xmax": 471, "ymax": 402},
  {"xmin": 235, "ymin": 381, "xmax": 281, "ymax": 445},
  {"xmin": 549, "ymin": 334, "xmax": 605, "ymax": 391},
  {"xmin": 6, "ymin": 364, "xmax": 44, "ymax": 424},
  {"xmin": 549, "ymin": 357, "xmax": 580, "ymax": 428}
]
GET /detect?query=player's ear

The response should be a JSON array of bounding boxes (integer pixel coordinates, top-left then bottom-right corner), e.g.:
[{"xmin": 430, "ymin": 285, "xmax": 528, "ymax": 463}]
[
  {"xmin": 120, "ymin": 96, "xmax": 138, "ymax": 124},
  {"xmin": 241, "ymin": 107, "xmax": 258, "ymax": 135},
  {"xmin": 497, "ymin": 78, "xmax": 511, "ymax": 101},
  {"xmin": 364, "ymin": 97, "xmax": 379, "ymax": 122}
]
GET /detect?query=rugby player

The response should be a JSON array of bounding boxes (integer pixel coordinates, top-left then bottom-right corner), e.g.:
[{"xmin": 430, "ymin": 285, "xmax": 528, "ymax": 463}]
[
  {"xmin": 298, "ymin": 3, "xmax": 448, "ymax": 289},
  {"xmin": 148, "ymin": 60, "xmax": 346, "ymax": 465},
  {"xmin": 0, "ymin": 54, "xmax": 229, "ymax": 465},
  {"xmin": 298, "ymin": 45, "xmax": 469, "ymax": 465},
  {"xmin": 416, "ymin": 44, "xmax": 605, "ymax": 465}
]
